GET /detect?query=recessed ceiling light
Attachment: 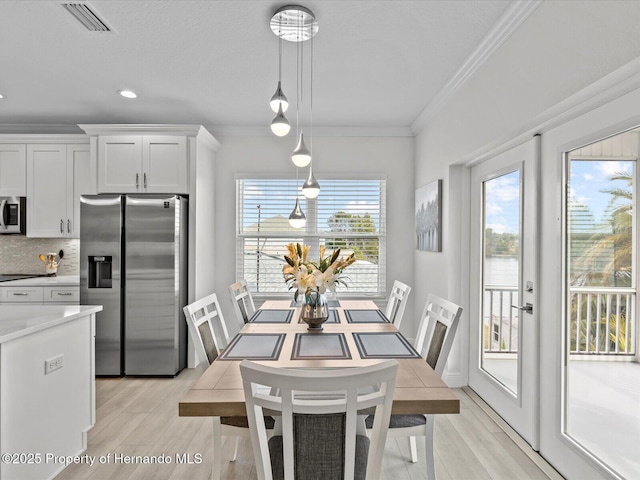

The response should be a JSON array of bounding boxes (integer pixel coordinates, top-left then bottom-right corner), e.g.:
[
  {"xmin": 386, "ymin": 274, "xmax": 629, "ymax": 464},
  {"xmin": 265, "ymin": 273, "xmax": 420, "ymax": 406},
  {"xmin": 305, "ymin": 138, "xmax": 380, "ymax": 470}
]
[
  {"xmin": 0, "ymin": 94, "xmax": 5, "ymax": 99},
  {"xmin": 117, "ymin": 89, "xmax": 137, "ymax": 99}
]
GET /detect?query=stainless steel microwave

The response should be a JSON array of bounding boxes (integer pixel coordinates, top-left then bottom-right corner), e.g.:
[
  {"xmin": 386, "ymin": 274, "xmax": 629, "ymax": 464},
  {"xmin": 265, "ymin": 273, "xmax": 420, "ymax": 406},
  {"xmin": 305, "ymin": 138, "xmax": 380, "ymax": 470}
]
[{"xmin": 0, "ymin": 196, "xmax": 26, "ymax": 234}]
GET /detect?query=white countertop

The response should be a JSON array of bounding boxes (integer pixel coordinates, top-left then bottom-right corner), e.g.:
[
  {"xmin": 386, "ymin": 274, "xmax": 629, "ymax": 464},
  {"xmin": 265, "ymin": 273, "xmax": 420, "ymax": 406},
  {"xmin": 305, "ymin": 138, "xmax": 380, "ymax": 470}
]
[
  {"xmin": 0, "ymin": 305, "xmax": 102, "ymax": 343},
  {"xmin": 0, "ymin": 275, "xmax": 79, "ymax": 286}
]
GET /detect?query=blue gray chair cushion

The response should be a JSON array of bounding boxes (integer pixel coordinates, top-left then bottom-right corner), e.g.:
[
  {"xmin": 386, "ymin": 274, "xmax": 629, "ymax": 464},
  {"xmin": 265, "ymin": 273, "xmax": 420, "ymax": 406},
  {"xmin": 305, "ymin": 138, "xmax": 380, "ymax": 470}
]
[
  {"xmin": 365, "ymin": 413, "xmax": 426, "ymax": 429},
  {"xmin": 268, "ymin": 413, "xmax": 370, "ymax": 480}
]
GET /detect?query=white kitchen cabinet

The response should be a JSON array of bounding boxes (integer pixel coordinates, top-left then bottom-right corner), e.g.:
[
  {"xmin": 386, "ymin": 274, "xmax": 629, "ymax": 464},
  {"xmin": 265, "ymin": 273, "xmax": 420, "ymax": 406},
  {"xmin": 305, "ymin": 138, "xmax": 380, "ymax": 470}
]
[
  {"xmin": 43, "ymin": 286, "xmax": 80, "ymax": 303},
  {"xmin": 26, "ymin": 143, "xmax": 89, "ymax": 238},
  {"xmin": 0, "ymin": 144, "xmax": 26, "ymax": 196},
  {"xmin": 0, "ymin": 286, "xmax": 45, "ymax": 303},
  {"xmin": 97, "ymin": 135, "xmax": 188, "ymax": 193},
  {"xmin": 0, "ymin": 286, "xmax": 79, "ymax": 305}
]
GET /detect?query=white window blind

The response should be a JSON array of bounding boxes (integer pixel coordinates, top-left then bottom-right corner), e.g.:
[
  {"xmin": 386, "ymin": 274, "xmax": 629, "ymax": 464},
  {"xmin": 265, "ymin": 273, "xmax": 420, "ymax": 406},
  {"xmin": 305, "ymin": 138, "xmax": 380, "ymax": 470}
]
[{"xmin": 236, "ymin": 178, "xmax": 386, "ymax": 296}]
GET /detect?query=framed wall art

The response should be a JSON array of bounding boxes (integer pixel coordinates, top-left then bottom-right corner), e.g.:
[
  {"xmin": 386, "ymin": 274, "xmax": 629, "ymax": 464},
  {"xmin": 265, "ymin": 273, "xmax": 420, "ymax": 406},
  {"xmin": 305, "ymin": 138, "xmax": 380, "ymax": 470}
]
[{"xmin": 415, "ymin": 179, "xmax": 442, "ymax": 252}]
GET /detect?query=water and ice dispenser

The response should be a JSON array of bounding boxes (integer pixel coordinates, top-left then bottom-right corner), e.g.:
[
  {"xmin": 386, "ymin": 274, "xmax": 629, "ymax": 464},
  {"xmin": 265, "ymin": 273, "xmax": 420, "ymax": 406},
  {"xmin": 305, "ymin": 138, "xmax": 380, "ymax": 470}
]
[{"xmin": 88, "ymin": 256, "xmax": 112, "ymax": 288}]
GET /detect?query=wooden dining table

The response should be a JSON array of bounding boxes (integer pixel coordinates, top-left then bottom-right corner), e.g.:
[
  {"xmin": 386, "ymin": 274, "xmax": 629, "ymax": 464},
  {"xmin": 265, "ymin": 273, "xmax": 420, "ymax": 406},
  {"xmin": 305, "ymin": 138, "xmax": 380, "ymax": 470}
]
[{"xmin": 179, "ymin": 299, "xmax": 459, "ymax": 418}]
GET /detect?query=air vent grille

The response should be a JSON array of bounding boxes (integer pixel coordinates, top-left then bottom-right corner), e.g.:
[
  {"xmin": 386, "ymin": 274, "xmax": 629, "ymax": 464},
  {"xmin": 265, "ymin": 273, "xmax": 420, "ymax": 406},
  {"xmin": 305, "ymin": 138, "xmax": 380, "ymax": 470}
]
[{"xmin": 62, "ymin": 3, "xmax": 111, "ymax": 32}]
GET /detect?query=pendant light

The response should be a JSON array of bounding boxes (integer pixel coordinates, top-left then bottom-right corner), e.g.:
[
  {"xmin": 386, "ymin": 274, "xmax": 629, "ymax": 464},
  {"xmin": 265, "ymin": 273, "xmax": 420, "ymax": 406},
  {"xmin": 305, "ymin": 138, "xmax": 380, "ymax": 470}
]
[
  {"xmin": 302, "ymin": 165, "xmax": 320, "ymax": 198},
  {"xmin": 291, "ymin": 133, "xmax": 311, "ymax": 167},
  {"xmin": 271, "ymin": 5, "xmax": 318, "ymax": 228},
  {"xmin": 270, "ymin": 104, "xmax": 291, "ymax": 136},
  {"xmin": 301, "ymin": 30, "xmax": 319, "ymax": 198},
  {"xmin": 288, "ymin": 197, "xmax": 306, "ymax": 228},
  {"xmin": 270, "ymin": 32, "xmax": 289, "ymax": 113}
]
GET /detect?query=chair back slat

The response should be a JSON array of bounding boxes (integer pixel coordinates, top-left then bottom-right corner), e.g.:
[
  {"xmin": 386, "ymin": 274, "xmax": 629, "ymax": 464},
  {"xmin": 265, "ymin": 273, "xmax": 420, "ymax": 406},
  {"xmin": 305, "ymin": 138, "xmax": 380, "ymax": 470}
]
[
  {"xmin": 241, "ymin": 359, "xmax": 398, "ymax": 480},
  {"xmin": 385, "ymin": 280, "xmax": 411, "ymax": 328},
  {"xmin": 229, "ymin": 279, "xmax": 257, "ymax": 325},
  {"xmin": 414, "ymin": 294, "xmax": 463, "ymax": 376},
  {"xmin": 183, "ymin": 293, "xmax": 232, "ymax": 366}
]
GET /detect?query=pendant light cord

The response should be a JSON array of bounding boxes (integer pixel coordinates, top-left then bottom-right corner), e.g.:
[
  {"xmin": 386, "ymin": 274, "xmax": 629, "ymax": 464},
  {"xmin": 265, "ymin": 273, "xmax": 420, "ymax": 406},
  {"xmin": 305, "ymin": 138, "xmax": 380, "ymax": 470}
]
[{"xmin": 309, "ymin": 28, "xmax": 313, "ymax": 173}]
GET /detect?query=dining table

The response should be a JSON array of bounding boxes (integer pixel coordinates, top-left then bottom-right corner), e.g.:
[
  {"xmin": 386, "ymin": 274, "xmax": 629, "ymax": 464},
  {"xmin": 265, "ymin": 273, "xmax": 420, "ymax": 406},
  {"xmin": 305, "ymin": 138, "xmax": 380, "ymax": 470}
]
[{"xmin": 179, "ymin": 299, "xmax": 460, "ymax": 418}]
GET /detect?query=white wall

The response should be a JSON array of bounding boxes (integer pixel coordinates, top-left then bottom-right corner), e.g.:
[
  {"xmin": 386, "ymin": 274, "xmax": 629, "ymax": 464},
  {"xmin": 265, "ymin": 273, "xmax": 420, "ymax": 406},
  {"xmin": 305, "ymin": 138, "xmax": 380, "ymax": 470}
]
[
  {"xmin": 213, "ymin": 135, "xmax": 415, "ymax": 336},
  {"xmin": 414, "ymin": 0, "xmax": 640, "ymax": 387}
]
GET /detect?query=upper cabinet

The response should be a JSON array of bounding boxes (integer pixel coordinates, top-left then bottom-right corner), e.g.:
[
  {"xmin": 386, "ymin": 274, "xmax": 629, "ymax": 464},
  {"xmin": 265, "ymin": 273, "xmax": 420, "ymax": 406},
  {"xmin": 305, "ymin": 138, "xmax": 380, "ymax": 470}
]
[
  {"xmin": 26, "ymin": 143, "xmax": 90, "ymax": 238},
  {"xmin": 0, "ymin": 144, "xmax": 27, "ymax": 196},
  {"xmin": 97, "ymin": 135, "xmax": 188, "ymax": 193}
]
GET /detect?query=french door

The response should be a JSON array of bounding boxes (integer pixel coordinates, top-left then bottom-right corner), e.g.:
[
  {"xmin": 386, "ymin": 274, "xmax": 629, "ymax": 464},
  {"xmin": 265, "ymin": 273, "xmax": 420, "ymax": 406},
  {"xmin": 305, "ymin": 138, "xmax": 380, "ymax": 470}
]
[{"xmin": 468, "ymin": 138, "xmax": 539, "ymax": 448}]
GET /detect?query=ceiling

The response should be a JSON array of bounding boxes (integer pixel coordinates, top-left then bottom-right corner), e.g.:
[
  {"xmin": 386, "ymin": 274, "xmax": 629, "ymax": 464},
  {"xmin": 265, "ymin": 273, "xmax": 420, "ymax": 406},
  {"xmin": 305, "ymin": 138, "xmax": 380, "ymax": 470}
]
[{"xmin": 0, "ymin": 0, "xmax": 519, "ymax": 136}]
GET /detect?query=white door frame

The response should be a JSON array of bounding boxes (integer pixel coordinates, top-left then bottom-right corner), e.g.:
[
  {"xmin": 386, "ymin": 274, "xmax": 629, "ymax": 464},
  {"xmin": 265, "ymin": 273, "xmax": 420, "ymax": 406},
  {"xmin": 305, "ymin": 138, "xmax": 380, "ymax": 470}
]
[
  {"xmin": 538, "ymin": 88, "xmax": 640, "ymax": 480},
  {"xmin": 467, "ymin": 138, "xmax": 540, "ymax": 449}
]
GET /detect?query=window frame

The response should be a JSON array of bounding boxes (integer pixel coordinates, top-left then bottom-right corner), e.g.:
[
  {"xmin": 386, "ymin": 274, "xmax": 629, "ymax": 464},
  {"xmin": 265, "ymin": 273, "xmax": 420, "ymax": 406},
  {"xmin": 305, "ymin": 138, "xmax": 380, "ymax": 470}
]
[{"xmin": 235, "ymin": 174, "xmax": 387, "ymax": 300}]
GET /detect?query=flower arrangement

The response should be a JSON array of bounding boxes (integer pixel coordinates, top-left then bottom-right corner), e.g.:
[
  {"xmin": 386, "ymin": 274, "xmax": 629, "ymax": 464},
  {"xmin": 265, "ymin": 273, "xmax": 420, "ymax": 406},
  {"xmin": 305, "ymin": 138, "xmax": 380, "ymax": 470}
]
[{"xmin": 282, "ymin": 243, "xmax": 356, "ymax": 302}]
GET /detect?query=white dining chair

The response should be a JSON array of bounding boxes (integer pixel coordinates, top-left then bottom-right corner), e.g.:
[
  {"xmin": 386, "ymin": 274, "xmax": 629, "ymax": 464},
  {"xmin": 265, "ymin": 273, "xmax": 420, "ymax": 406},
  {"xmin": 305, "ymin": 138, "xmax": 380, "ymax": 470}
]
[
  {"xmin": 228, "ymin": 279, "xmax": 257, "ymax": 325},
  {"xmin": 183, "ymin": 293, "xmax": 274, "ymax": 480},
  {"xmin": 385, "ymin": 280, "xmax": 412, "ymax": 328},
  {"xmin": 240, "ymin": 358, "xmax": 399, "ymax": 480},
  {"xmin": 367, "ymin": 293, "xmax": 462, "ymax": 480}
]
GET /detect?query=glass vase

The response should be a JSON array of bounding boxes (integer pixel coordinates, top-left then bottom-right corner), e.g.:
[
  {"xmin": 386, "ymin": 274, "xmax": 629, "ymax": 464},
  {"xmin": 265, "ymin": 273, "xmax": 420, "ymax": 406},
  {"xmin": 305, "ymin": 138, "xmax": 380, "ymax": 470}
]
[{"xmin": 300, "ymin": 290, "xmax": 329, "ymax": 331}]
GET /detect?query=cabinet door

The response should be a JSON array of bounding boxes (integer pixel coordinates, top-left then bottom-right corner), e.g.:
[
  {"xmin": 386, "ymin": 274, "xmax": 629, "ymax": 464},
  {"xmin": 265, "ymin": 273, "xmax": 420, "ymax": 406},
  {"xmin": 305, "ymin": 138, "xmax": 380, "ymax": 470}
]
[
  {"xmin": 27, "ymin": 145, "xmax": 72, "ymax": 238},
  {"xmin": 43, "ymin": 286, "xmax": 80, "ymax": 304},
  {"xmin": 0, "ymin": 286, "xmax": 44, "ymax": 303},
  {"xmin": 69, "ymin": 144, "xmax": 91, "ymax": 238},
  {"xmin": 97, "ymin": 136, "xmax": 142, "ymax": 193},
  {"xmin": 0, "ymin": 144, "xmax": 27, "ymax": 196},
  {"xmin": 142, "ymin": 136, "xmax": 188, "ymax": 193}
]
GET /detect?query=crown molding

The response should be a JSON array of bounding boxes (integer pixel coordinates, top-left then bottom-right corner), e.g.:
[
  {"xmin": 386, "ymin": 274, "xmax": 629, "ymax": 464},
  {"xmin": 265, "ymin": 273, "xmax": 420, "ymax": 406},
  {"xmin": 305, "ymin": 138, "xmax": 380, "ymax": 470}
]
[
  {"xmin": 462, "ymin": 56, "xmax": 640, "ymax": 167},
  {"xmin": 410, "ymin": 0, "xmax": 542, "ymax": 135},
  {"xmin": 0, "ymin": 124, "xmax": 85, "ymax": 135},
  {"xmin": 206, "ymin": 124, "xmax": 414, "ymax": 137}
]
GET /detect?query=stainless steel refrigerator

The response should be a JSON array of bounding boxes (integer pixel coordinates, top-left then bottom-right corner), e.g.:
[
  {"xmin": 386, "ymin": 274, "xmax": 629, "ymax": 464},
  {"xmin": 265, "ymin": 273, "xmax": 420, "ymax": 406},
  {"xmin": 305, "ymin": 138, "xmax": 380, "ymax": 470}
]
[{"xmin": 80, "ymin": 194, "xmax": 188, "ymax": 376}]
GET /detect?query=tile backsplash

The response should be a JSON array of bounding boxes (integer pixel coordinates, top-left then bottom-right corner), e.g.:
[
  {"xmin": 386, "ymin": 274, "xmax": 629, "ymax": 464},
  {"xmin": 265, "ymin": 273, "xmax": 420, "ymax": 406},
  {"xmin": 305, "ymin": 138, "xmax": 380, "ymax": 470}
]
[{"xmin": 0, "ymin": 237, "xmax": 79, "ymax": 275}]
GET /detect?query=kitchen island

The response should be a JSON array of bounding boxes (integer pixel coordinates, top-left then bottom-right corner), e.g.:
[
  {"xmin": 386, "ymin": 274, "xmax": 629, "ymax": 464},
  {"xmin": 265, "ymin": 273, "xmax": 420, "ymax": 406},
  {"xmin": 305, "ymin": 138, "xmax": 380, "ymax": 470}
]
[{"xmin": 0, "ymin": 304, "xmax": 101, "ymax": 480}]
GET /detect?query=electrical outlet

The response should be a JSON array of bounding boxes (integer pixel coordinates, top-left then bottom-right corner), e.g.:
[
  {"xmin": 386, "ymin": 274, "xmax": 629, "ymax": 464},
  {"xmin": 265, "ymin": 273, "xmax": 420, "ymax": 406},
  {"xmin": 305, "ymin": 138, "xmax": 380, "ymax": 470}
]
[{"xmin": 45, "ymin": 354, "xmax": 63, "ymax": 374}]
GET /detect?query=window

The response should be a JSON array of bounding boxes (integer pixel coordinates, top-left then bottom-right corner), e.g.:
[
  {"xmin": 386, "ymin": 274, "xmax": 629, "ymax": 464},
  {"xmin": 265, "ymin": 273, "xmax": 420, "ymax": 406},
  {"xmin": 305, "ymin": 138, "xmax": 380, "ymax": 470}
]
[{"xmin": 236, "ymin": 177, "xmax": 386, "ymax": 297}]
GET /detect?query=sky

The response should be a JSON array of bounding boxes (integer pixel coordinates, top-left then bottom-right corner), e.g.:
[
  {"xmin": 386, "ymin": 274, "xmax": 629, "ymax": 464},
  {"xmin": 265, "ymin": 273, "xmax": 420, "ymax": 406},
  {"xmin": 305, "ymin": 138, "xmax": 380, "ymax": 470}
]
[
  {"xmin": 569, "ymin": 160, "xmax": 633, "ymax": 225},
  {"xmin": 484, "ymin": 170, "xmax": 520, "ymax": 235}
]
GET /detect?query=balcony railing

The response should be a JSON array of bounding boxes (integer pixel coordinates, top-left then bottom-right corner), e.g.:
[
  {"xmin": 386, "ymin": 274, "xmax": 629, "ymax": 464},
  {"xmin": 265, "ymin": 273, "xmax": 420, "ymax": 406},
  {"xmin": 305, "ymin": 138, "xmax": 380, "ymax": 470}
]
[
  {"xmin": 484, "ymin": 286, "xmax": 636, "ymax": 356},
  {"xmin": 569, "ymin": 287, "xmax": 635, "ymax": 355},
  {"xmin": 483, "ymin": 286, "xmax": 519, "ymax": 354}
]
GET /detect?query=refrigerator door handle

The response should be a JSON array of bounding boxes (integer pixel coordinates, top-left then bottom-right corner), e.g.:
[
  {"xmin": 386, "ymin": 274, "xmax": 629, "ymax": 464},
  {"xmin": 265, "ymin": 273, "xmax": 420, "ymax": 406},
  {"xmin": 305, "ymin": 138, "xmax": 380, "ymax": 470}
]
[{"xmin": 0, "ymin": 199, "xmax": 6, "ymax": 230}]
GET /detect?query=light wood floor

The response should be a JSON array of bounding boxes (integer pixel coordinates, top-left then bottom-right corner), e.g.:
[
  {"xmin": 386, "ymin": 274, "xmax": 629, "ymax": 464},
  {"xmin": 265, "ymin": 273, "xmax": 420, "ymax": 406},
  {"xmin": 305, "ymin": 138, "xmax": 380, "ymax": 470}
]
[{"xmin": 56, "ymin": 366, "xmax": 562, "ymax": 480}]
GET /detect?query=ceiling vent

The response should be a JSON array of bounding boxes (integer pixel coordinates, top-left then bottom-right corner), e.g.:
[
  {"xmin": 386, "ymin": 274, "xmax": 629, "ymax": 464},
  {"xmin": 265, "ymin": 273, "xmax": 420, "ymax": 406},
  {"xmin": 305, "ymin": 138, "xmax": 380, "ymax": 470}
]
[{"xmin": 61, "ymin": 2, "xmax": 111, "ymax": 32}]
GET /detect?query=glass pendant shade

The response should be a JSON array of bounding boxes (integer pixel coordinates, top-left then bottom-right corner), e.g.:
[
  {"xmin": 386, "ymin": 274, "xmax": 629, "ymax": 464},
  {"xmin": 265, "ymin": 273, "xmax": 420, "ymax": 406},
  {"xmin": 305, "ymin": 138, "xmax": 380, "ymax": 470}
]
[
  {"xmin": 270, "ymin": 104, "xmax": 291, "ymax": 136},
  {"xmin": 302, "ymin": 170, "xmax": 320, "ymax": 198},
  {"xmin": 270, "ymin": 81, "xmax": 289, "ymax": 113},
  {"xmin": 291, "ymin": 132, "xmax": 311, "ymax": 167},
  {"xmin": 288, "ymin": 197, "xmax": 306, "ymax": 228}
]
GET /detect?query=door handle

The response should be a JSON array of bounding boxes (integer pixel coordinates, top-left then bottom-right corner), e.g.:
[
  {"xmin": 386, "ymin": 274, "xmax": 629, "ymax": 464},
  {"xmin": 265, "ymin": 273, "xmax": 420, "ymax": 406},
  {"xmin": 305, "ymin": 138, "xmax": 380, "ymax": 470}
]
[
  {"xmin": 512, "ymin": 303, "xmax": 533, "ymax": 314},
  {"xmin": 60, "ymin": 219, "xmax": 64, "ymax": 233},
  {"xmin": 67, "ymin": 219, "xmax": 71, "ymax": 233},
  {"xmin": 136, "ymin": 173, "xmax": 139, "ymax": 189},
  {"xmin": 144, "ymin": 172, "xmax": 147, "ymax": 189},
  {"xmin": 12, "ymin": 292, "xmax": 29, "ymax": 296},
  {"xmin": 0, "ymin": 199, "xmax": 6, "ymax": 230}
]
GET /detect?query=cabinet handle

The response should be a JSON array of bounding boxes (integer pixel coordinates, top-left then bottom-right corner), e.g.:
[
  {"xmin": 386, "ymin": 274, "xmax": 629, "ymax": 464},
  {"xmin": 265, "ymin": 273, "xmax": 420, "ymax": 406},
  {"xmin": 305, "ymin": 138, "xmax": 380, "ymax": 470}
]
[
  {"xmin": 144, "ymin": 173, "xmax": 147, "ymax": 189},
  {"xmin": 57, "ymin": 292, "xmax": 73, "ymax": 296},
  {"xmin": 60, "ymin": 219, "xmax": 64, "ymax": 233},
  {"xmin": 67, "ymin": 219, "xmax": 71, "ymax": 233},
  {"xmin": 136, "ymin": 173, "xmax": 139, "ymax": 189},
  {"xmin": 12, "ymin": 292, "xmax": 29, "ymax": 296}
]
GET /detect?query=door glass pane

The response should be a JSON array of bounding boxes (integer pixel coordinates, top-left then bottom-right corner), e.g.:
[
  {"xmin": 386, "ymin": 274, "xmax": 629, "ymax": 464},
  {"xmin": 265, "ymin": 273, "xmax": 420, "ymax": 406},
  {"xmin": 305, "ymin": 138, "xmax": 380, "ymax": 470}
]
[
  {"xmin": 566, "ymin": 129, "xmax": 639, "ymax": 478},
  {"xmin": 481, "ymin": 169, "xmax": 520, "ymax": 395}
]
